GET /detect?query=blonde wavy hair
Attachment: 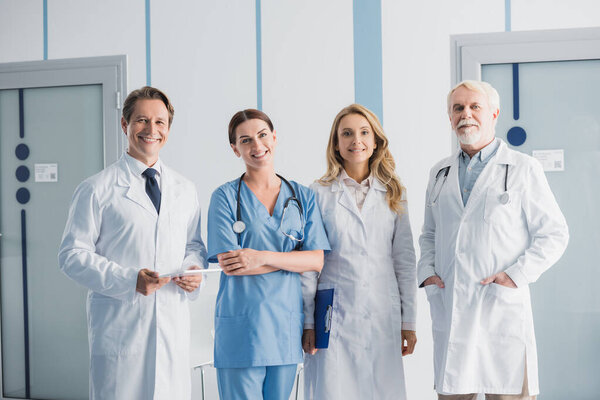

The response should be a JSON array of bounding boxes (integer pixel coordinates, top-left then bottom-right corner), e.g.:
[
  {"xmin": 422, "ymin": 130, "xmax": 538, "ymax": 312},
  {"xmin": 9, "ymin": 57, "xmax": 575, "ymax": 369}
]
[{"xmin": 319, "ymin": 104, "xmax": 405, "ymax": 213}]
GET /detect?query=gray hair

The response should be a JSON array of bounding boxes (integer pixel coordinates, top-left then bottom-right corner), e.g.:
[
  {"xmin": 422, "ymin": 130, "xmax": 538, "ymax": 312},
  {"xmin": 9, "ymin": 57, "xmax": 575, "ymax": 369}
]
[{"xmin": 447, "ymin": 80, "xmax": 500, "ymax": 114}]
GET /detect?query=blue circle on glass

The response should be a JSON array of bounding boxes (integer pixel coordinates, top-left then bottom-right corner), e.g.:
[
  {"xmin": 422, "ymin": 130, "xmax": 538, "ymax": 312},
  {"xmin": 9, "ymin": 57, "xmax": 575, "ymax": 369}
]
[
  {"xmin": 16, "ymin": 166, "xmax": 30, "ymax": 182},
  {"xmin": 15, "ymin": 143, "xmax": 30, "ymax": 160},
  {"xmin": 507, "ymin": 126, "xmax": 527, "ymax": 146},
  {"xmin": 16, "ymin": 188, "xmax": 31, "ymax": 204}
]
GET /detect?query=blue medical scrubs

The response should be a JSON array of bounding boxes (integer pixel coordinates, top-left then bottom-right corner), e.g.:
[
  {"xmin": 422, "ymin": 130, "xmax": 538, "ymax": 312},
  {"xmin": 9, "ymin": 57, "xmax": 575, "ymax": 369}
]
[{"xmin": 207, "ymin": 177, "xmax": 330, "ymax": 399}]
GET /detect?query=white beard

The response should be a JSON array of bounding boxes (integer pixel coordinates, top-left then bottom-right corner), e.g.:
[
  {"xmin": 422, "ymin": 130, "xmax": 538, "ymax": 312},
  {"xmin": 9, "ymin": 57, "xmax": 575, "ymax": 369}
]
[{"xmin": 456, "ymin": 127, "xmax": 481, "ymax": 145}]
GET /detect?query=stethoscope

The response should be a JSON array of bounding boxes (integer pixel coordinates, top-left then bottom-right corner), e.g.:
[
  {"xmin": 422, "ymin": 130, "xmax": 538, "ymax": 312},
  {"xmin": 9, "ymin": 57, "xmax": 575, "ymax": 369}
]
[
  {"xmin": 429, "ymin": 164, "xmax": 510, "ymax": 206},
  {"xmin": 232, "ymin": 172, "xmax": 304, "ymax": 250}
]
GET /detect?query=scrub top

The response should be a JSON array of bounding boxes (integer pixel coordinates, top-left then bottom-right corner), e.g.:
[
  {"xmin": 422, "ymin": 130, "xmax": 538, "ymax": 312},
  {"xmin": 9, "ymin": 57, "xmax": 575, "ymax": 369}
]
[{"xmin": 207, "ymin": 177, "xmax": 330, "ymax": 369}]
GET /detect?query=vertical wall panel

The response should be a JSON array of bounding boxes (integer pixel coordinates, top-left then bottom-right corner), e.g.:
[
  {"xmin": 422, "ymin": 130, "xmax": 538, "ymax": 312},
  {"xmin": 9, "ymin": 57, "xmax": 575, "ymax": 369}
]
[
  {"xmin": 0, "ymin": 0, "xmax": 43, "ymax": 62},
  {"xmin": 261, "ymin": 0, "xmax": 355, "ymax": 185},
  {"xmin": 381, "ymin": 1, "xmax": 503, "ymax": 399},
  {"xmin": 48, "ymin": 0, "xmax": 146, "ymax": 89},
  {"xmin": 512, "ymin": 0, "xmax": 600, "ymax": 30}
]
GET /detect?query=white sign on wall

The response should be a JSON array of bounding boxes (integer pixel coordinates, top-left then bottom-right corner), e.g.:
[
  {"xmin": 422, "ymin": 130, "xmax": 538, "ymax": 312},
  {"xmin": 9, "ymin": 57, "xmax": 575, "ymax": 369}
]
[
  {"xmin": 35, "ymin": 163, "xmax": 58, "ymax": 182},
  {"xmin": 532, "ymin": 149, "xmax": 564, "ymax": 172}
]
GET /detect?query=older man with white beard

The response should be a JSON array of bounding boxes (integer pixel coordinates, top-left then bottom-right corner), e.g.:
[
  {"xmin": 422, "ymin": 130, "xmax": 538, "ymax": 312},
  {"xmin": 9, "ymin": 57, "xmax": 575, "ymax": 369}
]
[{"xmin": 418, "ymin": 80, "xmax": 569, "ymax": 400}]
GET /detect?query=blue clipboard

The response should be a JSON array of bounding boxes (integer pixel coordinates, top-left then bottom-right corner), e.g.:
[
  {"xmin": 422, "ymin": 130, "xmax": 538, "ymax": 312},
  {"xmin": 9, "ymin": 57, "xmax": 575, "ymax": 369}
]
[{"xmin": 314, "ymin": 288, "xmax": 334, "ymax": 349}]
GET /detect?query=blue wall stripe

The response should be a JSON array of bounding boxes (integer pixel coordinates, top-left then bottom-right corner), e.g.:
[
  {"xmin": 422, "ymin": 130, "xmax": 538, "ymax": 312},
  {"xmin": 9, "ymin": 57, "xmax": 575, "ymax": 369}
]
[
  {"xmin": 21, "ymin": 210, "xmax": 31, "ymax": 398},
  {"xmin": 505, "ymin": 0, "xmax": 511, "ymax": 32},
  {"xmin": 43, "ymin": 0, "xmax": 48, "ymax": 60},
  {"xmin": 353, "ymin": 0, "xmax": 383, "ymax": 123},
  {"xmin": 145, "ymin": 0, "xmax": 152, "ymax": 86},
  {"xmin": 512, "ymin": 63, "xmax": 520, "ymax": 120},
  {"xmin": 19, "ymin": 89, "xmax": 24, "ymax": 138},
  {"xmin": 255, "ymin": 0, "xmax": 263, "ymax": 110}
]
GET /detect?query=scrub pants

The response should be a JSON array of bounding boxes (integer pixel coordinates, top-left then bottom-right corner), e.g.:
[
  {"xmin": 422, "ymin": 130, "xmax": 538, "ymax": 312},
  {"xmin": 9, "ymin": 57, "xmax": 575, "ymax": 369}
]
[{"xmin": 217, "ymin": 364, "xmax": 298, "ymax": 400}]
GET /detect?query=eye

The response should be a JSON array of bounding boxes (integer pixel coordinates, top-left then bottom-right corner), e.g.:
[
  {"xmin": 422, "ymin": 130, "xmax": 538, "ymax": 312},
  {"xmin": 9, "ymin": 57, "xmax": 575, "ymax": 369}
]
[
  {"xmin": 472, "ymin": 105, "xmax": 480, "ymax": 110},
  {"xmin": 453, "ymin": 106, "xmax": 463, "ymax": 113},
  {"xmin": 341, "ymin": 130, "xmax": 351, "ymax": 137},
  {"xmin": 240, "ymin": 138, "xmax": 250, "ymax": 144},
  {"xmin": 259, "ymin": 132, "xmax": 267, "ymax": 138},
  {"xmin": 361, "ymin": 130, "xmax": 370, "ymax": 135},
  {"xmin": 137, "ymin": 118, "xmax": 148, "ymax": 123}
]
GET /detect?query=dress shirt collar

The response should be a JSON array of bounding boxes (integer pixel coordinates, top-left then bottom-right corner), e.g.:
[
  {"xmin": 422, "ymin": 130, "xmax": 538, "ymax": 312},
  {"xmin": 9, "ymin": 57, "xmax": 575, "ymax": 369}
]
[
  {"xmin": 460, "ymin": 137, "xmax": 500, "ymax": 163},
  {"xmin": 124, "ymin": 152, "xmax": 162, "ymax": 178}
]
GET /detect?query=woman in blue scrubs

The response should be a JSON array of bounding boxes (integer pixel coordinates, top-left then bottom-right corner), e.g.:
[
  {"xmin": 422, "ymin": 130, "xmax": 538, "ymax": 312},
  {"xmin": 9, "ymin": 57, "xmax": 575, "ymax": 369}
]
[{"xmin": 207, "ymin": 109, "xmax": 330, "ymax": 400}]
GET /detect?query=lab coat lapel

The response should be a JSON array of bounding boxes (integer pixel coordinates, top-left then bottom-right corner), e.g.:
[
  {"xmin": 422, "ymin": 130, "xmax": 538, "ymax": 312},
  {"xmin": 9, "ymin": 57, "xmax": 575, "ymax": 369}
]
[
  {"xmin": 361, "ymin": 178, "xmax": 386, "ymax": 214},
  {"xmin": 116, "ymin": 157, "xmax": 159, "ymax": 217},
  {"xmin": 447, "ymin": 151, "xmax": 464, "ymax": 211},
  {"xmin": 332, "ymin": 179, "xmax": 363, "ymax": 222},
  {"xmin": 465, "ymin": 140, "xmax": 515, "ymax": 209}
]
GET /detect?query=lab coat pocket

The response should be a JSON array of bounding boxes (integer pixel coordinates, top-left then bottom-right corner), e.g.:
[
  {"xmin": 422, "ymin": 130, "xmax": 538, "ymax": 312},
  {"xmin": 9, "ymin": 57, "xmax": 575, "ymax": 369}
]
[
  {"xmin": 482, "ymin": 283, "xmax": 525, "ymax": 337},
  {"xmin": 484, "ymin": 189, "xmax": 522, "ymax": 225},
  {"xmin": 88, "ymin": 298, "xmax": 142, "ymax": 356},
  {"xmin": 424, "ymin": 284, "xmax": 445, "ymax": 332}
]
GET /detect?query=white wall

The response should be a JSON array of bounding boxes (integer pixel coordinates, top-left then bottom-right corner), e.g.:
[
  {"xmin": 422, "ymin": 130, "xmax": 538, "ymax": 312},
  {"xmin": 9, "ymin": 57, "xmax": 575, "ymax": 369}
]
[{"xmin": 1, "ymin": 0, "xmax": 599, "ymax": 399}]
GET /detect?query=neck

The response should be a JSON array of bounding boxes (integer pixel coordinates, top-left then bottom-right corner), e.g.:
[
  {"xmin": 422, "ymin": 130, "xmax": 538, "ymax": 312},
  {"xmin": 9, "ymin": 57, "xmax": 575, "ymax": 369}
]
[
  {"xmin": 128, "ymin": 151, "xmax": 158, "ymax": 167},
  {"xmin": 343, "ymin": 162, "xmax": 370, "ymax": 183},
  {"xmin": 460, "ymin": 137, "xmax": 495, "ymax": 158},
  {"xmin": 244, "ymin": 166, "xmax": 279, "ymax": 188}
]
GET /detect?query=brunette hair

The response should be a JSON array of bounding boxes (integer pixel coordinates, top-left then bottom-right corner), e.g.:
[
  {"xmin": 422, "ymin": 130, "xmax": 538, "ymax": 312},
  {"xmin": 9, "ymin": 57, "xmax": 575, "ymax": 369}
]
[
  {"xmin": 122, "ymin": 86, "xmax": 175, "ymax": 127},
  {"xmin": 228, "ymin": 109, "xmax": 274, "ymax": 144}
]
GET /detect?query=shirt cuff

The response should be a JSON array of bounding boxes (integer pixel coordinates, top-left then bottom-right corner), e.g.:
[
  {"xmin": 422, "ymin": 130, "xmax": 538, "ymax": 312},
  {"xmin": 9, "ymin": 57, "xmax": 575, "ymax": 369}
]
[
  {"xmin": 304, "ymin": 323, "xmax": 315, "ymax": 329},
  {"xmin": 417, "ymin": 266, "xmax": 437, "ymax": 287},
  {"xmin": 402, "ymin": 322, "xmax": 416, "ymax": 331}
]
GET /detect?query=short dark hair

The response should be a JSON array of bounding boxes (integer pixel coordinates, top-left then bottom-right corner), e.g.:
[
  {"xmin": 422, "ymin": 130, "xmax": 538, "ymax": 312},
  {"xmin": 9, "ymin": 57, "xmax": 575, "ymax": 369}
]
[
  {"xmin": 228, "ymin": 109, "xmax": 274, "ymax": 144},
  {"xmin": 122, "ymin": 86, "xmax": 175, "ymax": 127}
]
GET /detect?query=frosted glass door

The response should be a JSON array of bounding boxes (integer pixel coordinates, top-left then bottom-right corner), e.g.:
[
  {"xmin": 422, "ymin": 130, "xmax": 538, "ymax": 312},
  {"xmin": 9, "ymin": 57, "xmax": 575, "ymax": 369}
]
[
  {"xmin": 0, "ymin": 85, "xmax": 104, "ymax": 399},
  {"xmin": 482, "ymin": 60, "xmax": 600, "ymax": 400}
]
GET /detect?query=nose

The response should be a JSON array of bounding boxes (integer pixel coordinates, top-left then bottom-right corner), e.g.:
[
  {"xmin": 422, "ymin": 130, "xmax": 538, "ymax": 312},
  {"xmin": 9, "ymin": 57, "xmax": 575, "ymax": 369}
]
[
  {"xmin": 351, "ymin": 132, "xmax": 361, "ymax": 144},
  {"xmin": 461, "ymin": 108, "xmax": 472, "ymax": 119}
]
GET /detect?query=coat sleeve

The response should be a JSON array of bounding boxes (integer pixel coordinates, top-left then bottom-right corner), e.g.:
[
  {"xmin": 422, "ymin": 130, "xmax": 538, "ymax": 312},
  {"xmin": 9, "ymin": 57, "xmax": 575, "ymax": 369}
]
[
  {"xmin": 504, "ymin": 160, "xmax": 569, "ymax": 287},
  {"xmin": 181, "ymin": 187, "xmax": 208, "ymax": 300},
  {"xmin": 392, "ymin": 197, "xmax": 417, "ymax": 331},
  {"xmin": 58, "ymin": 181, "xmax": 139, "ymax": 302},
  {"xmin": 301, "ymin": 271, "xmax": 319, "ymax": 329},
  {"xmin": 417, "ymin": 167, "xmax": 438, "ymax": 286}
]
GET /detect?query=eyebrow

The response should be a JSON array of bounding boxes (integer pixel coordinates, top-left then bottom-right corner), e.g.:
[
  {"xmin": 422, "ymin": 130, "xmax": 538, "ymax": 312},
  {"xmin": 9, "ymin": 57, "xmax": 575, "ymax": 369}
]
[{"xmin": 238, "ymin": 128, "xmax": 268, "ymax": 139}]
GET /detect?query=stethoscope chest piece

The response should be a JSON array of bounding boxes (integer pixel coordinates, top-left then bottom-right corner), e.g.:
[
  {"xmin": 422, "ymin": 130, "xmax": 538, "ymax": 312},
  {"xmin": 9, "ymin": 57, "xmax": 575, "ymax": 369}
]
[
  {"xmin": 232, "ymin": 220, "xmax": 246, "ymax": 234},
  {"xmin": 499, "ymin": 192, "xmax": 510, "ymax": 205}
]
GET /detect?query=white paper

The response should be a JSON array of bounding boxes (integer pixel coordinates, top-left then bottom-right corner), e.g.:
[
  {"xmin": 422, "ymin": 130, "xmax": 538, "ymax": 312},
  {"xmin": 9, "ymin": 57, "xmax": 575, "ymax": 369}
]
[
  {"xmin": 35, "ymin": 163, "xmax": 58, "ymax": 182},
  {"xmin": 159, "ymin": 269, "xmax": 222, "ymax": 278},
  {"xmin": 532, "ymin": 149, "xmax": 564, "ymax": 172}
]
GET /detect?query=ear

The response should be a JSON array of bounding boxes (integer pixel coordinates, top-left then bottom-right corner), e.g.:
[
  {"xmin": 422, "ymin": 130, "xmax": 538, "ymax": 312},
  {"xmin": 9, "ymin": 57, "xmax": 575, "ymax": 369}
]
[
  {"xmin": 230, "ymin": 143, "xmax": 241, "ymax": 158},
  {"xmin": 493, "ymin": 109, "xmax": 500, "ymax": 120},
  {"xmin": 272, "ymin": 129, "xmax": 277, "ymax": 144},
  {"xmin": 121, "ymin": 117, "xmax": 128, "ymax": 135}
]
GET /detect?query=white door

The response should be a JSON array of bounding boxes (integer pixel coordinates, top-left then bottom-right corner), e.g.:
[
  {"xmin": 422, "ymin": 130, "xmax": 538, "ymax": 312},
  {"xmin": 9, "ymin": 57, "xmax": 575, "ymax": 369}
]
[
  {"xmin": 453, "ymin": 28, "xmax": 600, "ymax": 399},
  {"xmin": 0, "ymin": 56, "xmax": 126, "ymax": 400}
]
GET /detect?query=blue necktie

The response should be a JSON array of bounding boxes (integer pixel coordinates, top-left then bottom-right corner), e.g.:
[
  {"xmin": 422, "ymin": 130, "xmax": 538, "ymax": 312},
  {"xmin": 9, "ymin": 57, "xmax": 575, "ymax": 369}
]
[{"xmin": 142, "ymin": 168, "xmax": 161, "ymax": 214}]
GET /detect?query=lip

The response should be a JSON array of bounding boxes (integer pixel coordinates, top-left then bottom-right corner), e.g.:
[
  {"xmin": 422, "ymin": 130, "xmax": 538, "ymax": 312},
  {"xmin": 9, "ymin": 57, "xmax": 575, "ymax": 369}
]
[{"xmin": 348, "ymin": 148, "xmax": 366, "ymax": 153}]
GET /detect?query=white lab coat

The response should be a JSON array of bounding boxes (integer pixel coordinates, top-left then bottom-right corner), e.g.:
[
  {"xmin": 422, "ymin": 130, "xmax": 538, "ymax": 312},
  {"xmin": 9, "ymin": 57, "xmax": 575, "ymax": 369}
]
[
  {"xmin": 58, "ymin": 155, "xmax": 207, "ymax": 400},
  {"xmin": 302, "ymin": 177, "xmax": 417, "ymax": 400},
  {"xmin": 418, "ymin": 139, "xmax": 568, "ymax": 395}
]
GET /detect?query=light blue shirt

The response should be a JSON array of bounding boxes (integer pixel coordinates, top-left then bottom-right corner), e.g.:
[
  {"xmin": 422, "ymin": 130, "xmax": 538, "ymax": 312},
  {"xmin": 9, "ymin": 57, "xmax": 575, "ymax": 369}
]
[
  {"xmin": 458, "ymin": 138, "xmax": 500, "ymax": 205},
  {"xmin": 207, "ymin": 177, "xmax": 330, "ymax": 368}
]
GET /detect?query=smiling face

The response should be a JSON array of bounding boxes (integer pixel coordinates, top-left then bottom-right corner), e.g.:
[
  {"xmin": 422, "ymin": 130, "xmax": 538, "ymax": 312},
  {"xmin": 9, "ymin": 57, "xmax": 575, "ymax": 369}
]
[
  {"xmin": 230, "ymin": 118, "xmax": 277, "ymax": 170},
  {"xmin": 449, "ymin": 86, "xmax": 499, "ymax": 154},
  {"xmin": 122, "ymin": 99, "xmax": 170, "ymax": 166},
  {"xmin": 335, "ymin": 113, "xmax": 377, "ymax": 170}
]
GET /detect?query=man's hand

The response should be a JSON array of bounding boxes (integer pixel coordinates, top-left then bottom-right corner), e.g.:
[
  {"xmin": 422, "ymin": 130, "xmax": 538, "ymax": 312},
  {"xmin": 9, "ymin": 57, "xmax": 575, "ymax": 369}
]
[
  {"xmin": 173, "ymin": 266, "xmax": 203, "ymax": 293},
  {"xmin": 218, "ymin": 249, "xmax": 265, "ymax": 275},
  {"xmin": 302, "ymin": 329, "xmax": 318, "ymax": 355},
  {"xmin": 401, "ymin": 330, "xmax": 417, "ymax": 356},
  {"xmin": 481, "ymin": 271, "xmax": 517, "ymax": 288},
  {"xmin": 136, "ymin": 268, "xmax": 170, "ymax": 296},
  {"xmin": 423, "ymin": 275, "xmax": 445, "ymax": 288}
]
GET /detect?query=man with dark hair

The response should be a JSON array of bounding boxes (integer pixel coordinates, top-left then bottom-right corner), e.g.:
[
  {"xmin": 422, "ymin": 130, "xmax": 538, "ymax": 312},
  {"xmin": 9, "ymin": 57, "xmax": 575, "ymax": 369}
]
[{"xmin": 59, "ymin": 86, "xmax": 207, "ymax": 399}]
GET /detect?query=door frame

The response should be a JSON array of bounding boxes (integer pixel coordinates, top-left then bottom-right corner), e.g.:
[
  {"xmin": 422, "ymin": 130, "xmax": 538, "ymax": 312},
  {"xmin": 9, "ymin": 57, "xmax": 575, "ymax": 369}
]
[
  {"xmin": 449, "ymin": 27, "xmax": 600, "ymax": 149},
  {"xmin": 0, "ymin": 55, "xmax": 127, "ymax": 166},
  {"xmin": 0, "ymin": 55, "xmax": 126, "ymax": 400}
]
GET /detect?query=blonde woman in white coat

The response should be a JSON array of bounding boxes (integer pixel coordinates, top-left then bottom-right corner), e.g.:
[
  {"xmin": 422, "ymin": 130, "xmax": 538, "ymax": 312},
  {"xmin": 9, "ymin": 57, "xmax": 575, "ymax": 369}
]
[{"xmin": 302, "ymin": 104, "xmax": 417, "ymax": 400}]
